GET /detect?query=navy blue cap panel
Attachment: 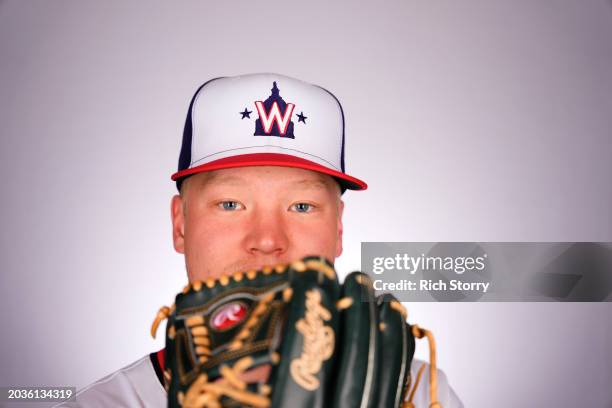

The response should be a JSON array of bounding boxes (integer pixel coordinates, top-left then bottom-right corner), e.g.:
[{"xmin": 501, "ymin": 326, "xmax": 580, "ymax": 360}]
[{"xmin": 176, "ymin": 77, "xmax": 224, "ymax": 191}]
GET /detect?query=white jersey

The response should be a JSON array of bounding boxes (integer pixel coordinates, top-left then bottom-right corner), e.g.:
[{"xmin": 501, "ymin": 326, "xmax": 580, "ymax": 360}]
[{"xmin": 55, "ymin": 351, "xmax": 463, "ymax": 407}]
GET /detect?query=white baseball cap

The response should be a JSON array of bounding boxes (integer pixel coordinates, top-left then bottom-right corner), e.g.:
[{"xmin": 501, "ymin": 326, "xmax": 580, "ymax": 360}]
[{"xmin": 171, "ymin": 73, "xmax": 367, "ymax": 193}]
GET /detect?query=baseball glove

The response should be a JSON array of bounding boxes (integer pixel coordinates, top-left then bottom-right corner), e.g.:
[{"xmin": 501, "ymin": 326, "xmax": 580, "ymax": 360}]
[{"xmin": 151, "ymin": 256, "xmax": 440, "ymax": 408}]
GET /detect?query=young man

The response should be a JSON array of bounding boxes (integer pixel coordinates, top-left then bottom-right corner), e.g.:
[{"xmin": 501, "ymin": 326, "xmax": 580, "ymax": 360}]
[{"xmin": 59, "ymin": 73, "xmax": 462, "ymax": 407}]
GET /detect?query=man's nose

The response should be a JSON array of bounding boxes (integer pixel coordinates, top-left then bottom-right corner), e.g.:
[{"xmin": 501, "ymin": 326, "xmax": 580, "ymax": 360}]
[{"xmin": 244, "ymin": 211, "xmax": 289, "ymax": 256}]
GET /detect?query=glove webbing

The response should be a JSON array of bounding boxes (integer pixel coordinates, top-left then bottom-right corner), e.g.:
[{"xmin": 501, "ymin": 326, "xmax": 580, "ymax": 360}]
[{"xmin": 179, "ymin": 357, "xmax": 272, "ymax": 407}]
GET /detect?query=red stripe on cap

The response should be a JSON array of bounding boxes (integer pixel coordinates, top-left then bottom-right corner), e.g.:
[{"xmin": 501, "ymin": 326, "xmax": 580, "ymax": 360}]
[{"xmin": 171, "ymin": 153, "xmax": 367, "ymax": 191}]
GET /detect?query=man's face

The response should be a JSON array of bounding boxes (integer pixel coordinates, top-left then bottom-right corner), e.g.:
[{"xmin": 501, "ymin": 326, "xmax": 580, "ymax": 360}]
[{"xmin": 171, "ymin": 166, "xmax": 344, "ymax": 282}]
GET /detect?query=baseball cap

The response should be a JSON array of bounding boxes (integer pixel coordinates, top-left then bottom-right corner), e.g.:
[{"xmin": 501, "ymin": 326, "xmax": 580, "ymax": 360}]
[{"xmin": 172, "ymin": 73, "xmax": 367, "ymax": 193}]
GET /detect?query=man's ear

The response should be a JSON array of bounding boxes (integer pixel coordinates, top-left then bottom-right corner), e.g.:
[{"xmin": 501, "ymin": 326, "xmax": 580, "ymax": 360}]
[
  {"xmin": 171, "ymin": 194, "xmax": 185, "ymax": 254},
  {"xmin": 335, "ymin": 199, "xmax": 344, "ymax": 257}
]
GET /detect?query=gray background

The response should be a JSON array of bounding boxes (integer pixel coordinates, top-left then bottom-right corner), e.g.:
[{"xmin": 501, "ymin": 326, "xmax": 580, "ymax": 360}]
[{"xmin": 1, "ymin": 0, "xmax": 611, "ymax": 407}]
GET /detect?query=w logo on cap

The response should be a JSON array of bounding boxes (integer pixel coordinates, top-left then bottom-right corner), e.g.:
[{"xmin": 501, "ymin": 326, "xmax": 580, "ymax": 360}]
[{"xmin": 254, "ymin": 81, "xmax": 295, "ymax": 139}]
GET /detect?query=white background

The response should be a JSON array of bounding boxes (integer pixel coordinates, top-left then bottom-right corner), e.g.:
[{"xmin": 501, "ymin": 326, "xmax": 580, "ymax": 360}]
[{"xmin": 1, "ymin": 1, "xmax": 611, "ymax": 407}]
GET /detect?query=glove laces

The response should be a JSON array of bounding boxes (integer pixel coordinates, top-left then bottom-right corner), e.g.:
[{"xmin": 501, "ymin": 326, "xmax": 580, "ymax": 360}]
[
  {"xmin": 403, "ymin": 324, "xmax": 441, "ymax": 408},
  {"xmin": 179, "ymin": 356, "xmax": 271, "ymax": 408}
]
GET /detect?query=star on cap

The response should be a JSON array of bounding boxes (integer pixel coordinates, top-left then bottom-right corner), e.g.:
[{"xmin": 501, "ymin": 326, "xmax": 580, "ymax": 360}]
[
  {"xmin": 240, "ymin": 108, "xmax": 252, "ymax": 119},
  {"xmin": 297, "ymin": 111, "xmax": 307, "ymax": 124}
]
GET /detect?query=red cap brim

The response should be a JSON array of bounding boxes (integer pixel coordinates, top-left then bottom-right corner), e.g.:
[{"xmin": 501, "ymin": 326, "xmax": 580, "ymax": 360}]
[{"xmin": 171, "ymin": 153, "xmax": 367, "ymax": 191}]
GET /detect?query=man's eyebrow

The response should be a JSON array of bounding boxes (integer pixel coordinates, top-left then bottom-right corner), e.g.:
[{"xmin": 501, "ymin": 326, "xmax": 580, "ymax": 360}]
[
  {"xmin": 203, "ymin": 174, "xmax": 248, "ymax": 186},
  {"xmin": 292, "ymin": 179, "xmax": 330, "ymax": 189}
]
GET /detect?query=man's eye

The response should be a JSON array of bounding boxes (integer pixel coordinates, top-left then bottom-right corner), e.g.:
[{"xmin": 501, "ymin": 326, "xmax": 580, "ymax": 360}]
[
  {"xmin": 292, "ymin": 203, "xmax": 314, "ymax": 213},
  {"xmin": 218, "ymin": 201, "xmax": 243, "ymax": 211}
]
